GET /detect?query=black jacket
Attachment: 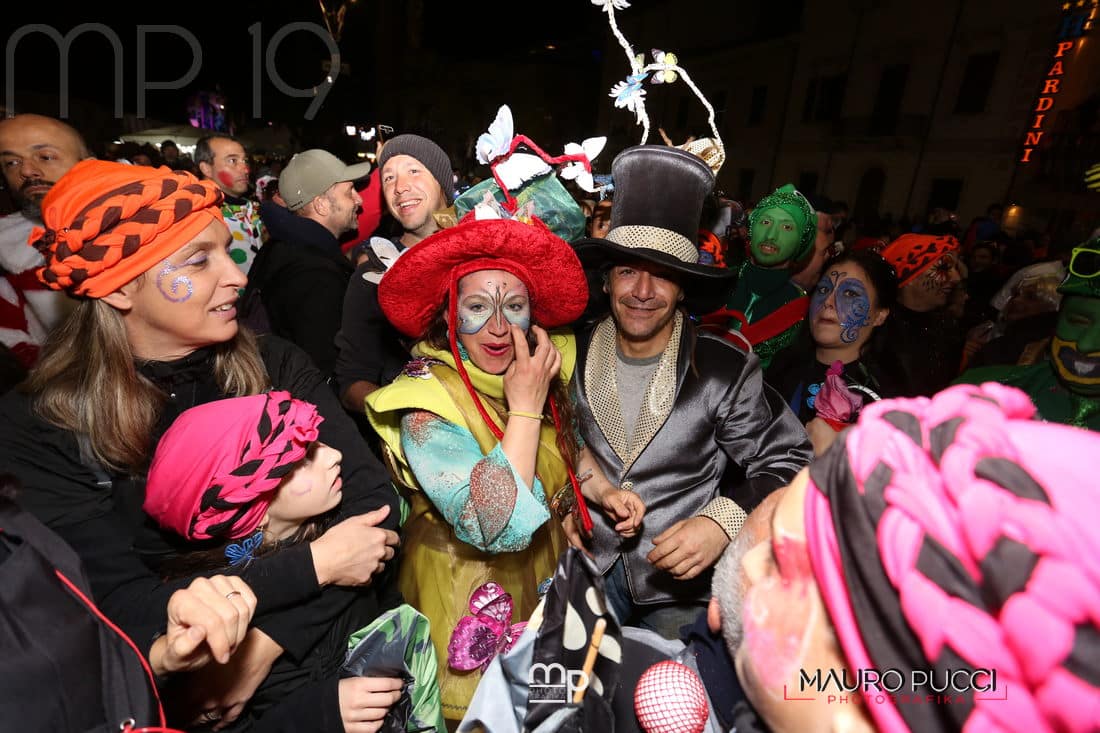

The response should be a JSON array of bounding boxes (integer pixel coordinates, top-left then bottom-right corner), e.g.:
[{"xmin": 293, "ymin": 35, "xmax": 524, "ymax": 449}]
[
  {"xmin": 876, "ymin": 304, "xmax": 965, "ymax": 397},
  {"xmin": 333, "ymin": 246, "xmax": 411, "ymax": 399},
  {"xmin": 574, "ymin": 318, "xmax": 812, "ymax": 604},
  {"xmin": 0, "ymin": 336, "xmax": 402, "ymax": 730},
  {"xmin": 248, "ymin": 209, "xmax": 354, "ymax": 376}
]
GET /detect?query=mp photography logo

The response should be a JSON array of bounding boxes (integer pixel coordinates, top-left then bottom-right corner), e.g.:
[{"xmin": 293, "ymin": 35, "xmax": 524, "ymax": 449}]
[
  {"xmin": 790, "ymin": 667, "xmax": 1006, "ymax": 707},
  {"xmin": 529, "ymin": 662, "xmax": 590, "ymax": 704}
]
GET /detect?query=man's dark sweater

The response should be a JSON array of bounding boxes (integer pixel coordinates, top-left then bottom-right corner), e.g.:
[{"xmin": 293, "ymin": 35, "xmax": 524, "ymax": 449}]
[{"xmin": 333, "ymin": 242, "xmax": 412, "ymax": 399}]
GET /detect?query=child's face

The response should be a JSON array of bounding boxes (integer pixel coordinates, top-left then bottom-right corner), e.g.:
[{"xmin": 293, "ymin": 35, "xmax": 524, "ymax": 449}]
[{"xmin": 265, "ymin": 442, "xmax": 343, "ymax": 538}]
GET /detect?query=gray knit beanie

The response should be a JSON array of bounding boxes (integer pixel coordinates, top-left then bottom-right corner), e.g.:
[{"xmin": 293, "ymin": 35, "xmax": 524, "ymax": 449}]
[{"xmin": 377, "ymin": 134, "xmax": 455, "ymax": 203}]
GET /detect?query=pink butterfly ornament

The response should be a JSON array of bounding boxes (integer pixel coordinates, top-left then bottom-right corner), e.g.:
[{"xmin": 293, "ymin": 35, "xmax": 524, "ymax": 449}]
[{"xmin": 447, "ymin": 582, "xmax": 527, "ymax": 672}]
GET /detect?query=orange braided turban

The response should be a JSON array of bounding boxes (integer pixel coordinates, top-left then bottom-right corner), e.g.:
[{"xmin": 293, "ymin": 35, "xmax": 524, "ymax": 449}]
[{"xmin": 29, "ymin": 159, "xmax": 225, "ymax": 298}]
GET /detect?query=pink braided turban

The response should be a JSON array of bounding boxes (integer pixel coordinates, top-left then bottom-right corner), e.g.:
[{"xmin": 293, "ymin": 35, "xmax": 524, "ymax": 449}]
[
  {"xmin": 806, "ymin": 383, "xmax": 1100, "ymax": 733},
  {"xmin": 144, "ymin": 391, "xmax": 323, "ymax": 540}
]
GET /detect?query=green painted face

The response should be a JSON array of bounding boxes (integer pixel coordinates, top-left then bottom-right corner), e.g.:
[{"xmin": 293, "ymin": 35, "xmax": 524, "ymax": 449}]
[
  {"xmin": 750, "ymin": 206, "xmax": 802, "ymax": 267},
  {"xmin": 1050, "ymin": 295, "xmax": 1100, "ymax": 396}
]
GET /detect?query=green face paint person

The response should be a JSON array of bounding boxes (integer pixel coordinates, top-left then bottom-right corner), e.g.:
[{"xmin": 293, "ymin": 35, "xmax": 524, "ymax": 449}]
[
  {"xmin": 1051, "ymin": 295, "xmax": 1100, "ymax": 397},
  {"xmin": 747, "ymin": 184, "xmax": 816, "ymax": 269},
  {"xmin": 1051, "ymin": 242, "xmax": 1100, "ymax": 397}
]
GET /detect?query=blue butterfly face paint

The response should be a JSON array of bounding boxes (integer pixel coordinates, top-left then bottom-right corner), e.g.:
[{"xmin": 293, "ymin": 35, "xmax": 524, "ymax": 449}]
[
  {"xmin": 811, "ymin": 270, "xmax": 872, "ymax": 344},
  {"xmin": 456, "ymin": 272, "xmax": 531, "ymax": 336}
]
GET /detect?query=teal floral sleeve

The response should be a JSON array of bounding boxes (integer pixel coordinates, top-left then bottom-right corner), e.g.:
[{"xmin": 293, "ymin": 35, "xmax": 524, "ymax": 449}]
[{"xmin": 400, "ymin": 410, "xmax": 551, "ymax": 553}]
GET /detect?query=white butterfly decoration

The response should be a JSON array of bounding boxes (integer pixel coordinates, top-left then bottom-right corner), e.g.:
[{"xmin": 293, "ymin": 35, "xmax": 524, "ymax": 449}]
[
  {"xmin": 650, "ymin": 49, "xmax": 679, "ymax": 84},
  {"xmin": 559, "ymin": 137, "xmax": 607, "ymax": 193},
  {"xmin": 610, "ymin": 73, "xmax": 648, "ymax": 115},
  {"xmin": 591, "ymin": 0, "xmax": 631, "ymax": 11},
  {"xmin": 475, "ymin": 105, "xmax": 514, "ymax": 165},
  {"xmin": 475, "ymin": 104, "xmax": 550, "ymax": 191}
]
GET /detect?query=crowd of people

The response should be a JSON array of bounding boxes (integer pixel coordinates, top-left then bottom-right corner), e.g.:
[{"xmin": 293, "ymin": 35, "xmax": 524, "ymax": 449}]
[{"xmin": 0, "ymin": 110, "xmax": 1098, "ymax": 733}]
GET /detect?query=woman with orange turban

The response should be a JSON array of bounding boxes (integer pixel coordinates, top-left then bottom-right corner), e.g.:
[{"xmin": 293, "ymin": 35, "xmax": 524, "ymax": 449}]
[{"xmin": 0, "ymin": 160, "xmax": 403, "ymax": 730}]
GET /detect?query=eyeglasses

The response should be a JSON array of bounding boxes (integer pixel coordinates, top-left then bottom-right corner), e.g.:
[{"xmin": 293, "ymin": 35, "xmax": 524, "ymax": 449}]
[{"xmin": 1069, "ymin": 246, "xmax": 1100, "ymax": 279}]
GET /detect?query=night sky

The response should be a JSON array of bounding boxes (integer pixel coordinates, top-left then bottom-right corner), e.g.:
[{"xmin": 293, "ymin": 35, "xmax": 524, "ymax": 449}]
[{"xmin": 4, "ymin": 1, "xmax": 612, "ymax": 129}]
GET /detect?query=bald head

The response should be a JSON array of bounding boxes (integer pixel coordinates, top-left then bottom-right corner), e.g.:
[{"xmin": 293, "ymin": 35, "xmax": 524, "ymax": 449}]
[
  {"xmin": 0, "ymin": 114, "xmax": 91, "ymax": 218},
  {"xmin": 709, "ymin": 488, "xmax": 785, "ymax": 656}
]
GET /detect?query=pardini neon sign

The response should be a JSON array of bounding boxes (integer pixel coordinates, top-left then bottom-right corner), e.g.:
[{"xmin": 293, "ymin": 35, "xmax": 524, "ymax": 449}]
[{"xmin": 1020, "ymin": 2, "xmax": 1095, "ymax": 163}]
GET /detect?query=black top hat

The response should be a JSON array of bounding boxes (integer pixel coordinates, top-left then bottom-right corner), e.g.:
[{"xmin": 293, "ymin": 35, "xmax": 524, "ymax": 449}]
[{"xmin": 574, "ymin": 145, "xmax": 736, "ymax": 314}]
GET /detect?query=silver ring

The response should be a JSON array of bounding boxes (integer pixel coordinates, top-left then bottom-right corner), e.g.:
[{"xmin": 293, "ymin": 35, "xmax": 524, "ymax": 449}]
[
  {"xmin": 225, "ymin": 591, "xmax": 243, "ymax": 601},
  {"xmin": 202, "ymin": 710, "xmax": 222, "ymax": 722}
]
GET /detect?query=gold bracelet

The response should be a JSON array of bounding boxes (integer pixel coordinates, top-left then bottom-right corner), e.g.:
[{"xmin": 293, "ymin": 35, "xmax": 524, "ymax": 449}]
[{"xmin": 507, "ymin": 410, "xmax": 544, "ymax": 421}]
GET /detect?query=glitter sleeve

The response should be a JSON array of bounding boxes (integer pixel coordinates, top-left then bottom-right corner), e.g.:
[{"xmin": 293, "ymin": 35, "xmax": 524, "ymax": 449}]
[{"xmin": 399, "ymin": 410, "xmax": 551, "ymax": 553}]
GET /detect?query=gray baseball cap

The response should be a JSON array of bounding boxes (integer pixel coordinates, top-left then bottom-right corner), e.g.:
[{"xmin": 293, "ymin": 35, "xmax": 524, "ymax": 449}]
[{"xmin": 280, "ymin": 149, "xmax": 372, "ymax": 211}]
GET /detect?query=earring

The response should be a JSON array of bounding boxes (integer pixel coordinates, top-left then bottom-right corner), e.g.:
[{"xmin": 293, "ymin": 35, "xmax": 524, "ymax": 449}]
[{"xmin": 457, "ymin": 341, "xmax": 470, "ymax": 361}]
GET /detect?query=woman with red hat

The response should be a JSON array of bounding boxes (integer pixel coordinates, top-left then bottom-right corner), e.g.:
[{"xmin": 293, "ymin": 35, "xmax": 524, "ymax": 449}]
[
  {"xmin": 0, "ymin": 160, "xmax": 401, "ymax": 728},
  {"xmin": 366, "ymin": 210, "xmax": 645, "ymax": 725}
]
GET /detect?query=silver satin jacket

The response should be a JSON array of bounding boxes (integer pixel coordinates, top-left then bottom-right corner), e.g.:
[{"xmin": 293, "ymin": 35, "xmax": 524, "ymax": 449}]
[{"xmin": 574, "ymin": 322, "xmax": 813, "ymax": 605}]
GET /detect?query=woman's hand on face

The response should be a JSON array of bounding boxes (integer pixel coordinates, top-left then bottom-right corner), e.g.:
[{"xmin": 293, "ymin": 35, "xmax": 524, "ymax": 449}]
[{"xmin": 503, "ymin": 324, "xmax": 561, "ymax": 414}]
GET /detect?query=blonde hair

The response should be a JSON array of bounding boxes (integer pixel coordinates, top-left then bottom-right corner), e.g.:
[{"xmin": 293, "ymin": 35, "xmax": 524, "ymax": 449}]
[{"xmin": 28, "ymin": 299, "xmax": 269, "ymax": 472}]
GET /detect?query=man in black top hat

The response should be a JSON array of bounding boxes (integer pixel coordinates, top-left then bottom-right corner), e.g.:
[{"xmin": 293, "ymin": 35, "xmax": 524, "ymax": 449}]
[{"xmin": 569, "ymin": 145, "xmax": 812, "ymax": 639}]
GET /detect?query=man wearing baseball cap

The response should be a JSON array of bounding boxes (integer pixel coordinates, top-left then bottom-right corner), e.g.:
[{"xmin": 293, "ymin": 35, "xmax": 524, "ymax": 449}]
[{"xmin": 246, "ymin": 149, "xmax": 370, "ymax": 376}]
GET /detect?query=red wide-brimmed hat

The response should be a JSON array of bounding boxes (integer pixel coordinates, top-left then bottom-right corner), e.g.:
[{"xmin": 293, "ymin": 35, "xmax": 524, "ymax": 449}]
[{"xmin": 379, "ymin": 216, "xmax": 588, "ymax": 339}]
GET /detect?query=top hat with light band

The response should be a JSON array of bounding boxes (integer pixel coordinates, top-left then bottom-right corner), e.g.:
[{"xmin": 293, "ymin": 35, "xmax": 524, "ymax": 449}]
[{"xmin": 574, "ymin": 145, "xmax": 737, "ymax": 315}]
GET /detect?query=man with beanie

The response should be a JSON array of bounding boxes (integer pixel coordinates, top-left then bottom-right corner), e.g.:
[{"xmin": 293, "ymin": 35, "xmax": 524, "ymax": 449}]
[
  {"xmin": 334, "ymin": 133, "xmax": 454, "ymax": 413},
  {"xmin": 245, "ymin": 149, "xmax": 369, "ymax": 376},
  {"xmin": 876, "ymin": 232, "xmax": 965, "ymax": 396}
]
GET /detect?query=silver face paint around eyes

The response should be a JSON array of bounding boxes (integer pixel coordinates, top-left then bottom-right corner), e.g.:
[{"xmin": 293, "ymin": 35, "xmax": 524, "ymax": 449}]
[{"xmin": 457, "ymin": 282, "xmax": 531, "ymax": 335}]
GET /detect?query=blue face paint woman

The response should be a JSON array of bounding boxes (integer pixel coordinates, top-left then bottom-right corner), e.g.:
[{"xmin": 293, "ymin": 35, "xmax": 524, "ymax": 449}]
[
  {"xmin": 809, "ymin": 261, "xmax": 889, "ymax": 363},
  {"xmin": 811, "ymin": 270, "xmax": 871, "ymax": 344}
]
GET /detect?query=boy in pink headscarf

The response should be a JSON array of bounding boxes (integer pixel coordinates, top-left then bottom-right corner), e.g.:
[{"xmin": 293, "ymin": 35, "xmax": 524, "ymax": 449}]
[{"xmin": 708, "ymin": 383, "xmax": 1100, "ymax": 733}]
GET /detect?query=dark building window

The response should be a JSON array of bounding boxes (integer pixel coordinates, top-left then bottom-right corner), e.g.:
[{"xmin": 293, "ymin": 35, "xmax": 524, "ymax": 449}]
[
  {"xmin": 869, "ymin": 64, "xmax": 910, "ymax": 135},
  {"xmin": 953, "ymin": 51, "xmax": 1000, "ymax": 115},
  {"xmin": 854, "ymin": 167, "xmax": 886, "ymax": 222},
  {"xmin": 738, "ymin": 168, "xmax": 755, "ymax": 203},
  {"xmin": 798, "ymin": 171, "xmax": 820, "ymax": 197},
  {"xmin": 747, "ymin": 85, "xmax": 767, "ymax": 126},
  {"xmin": 927, "ymin": 178, "xmax": 964, "ymax": 213},
  {"xmin": 802, "ymin": 74, "xmax": 846, "ymax": 123}
]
